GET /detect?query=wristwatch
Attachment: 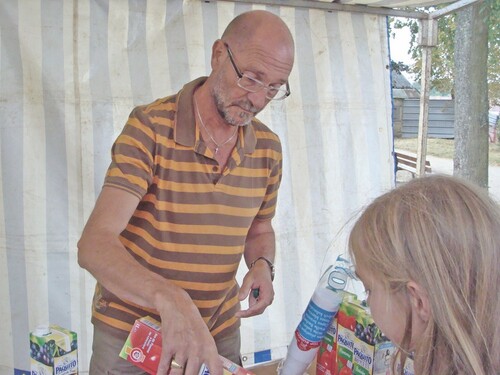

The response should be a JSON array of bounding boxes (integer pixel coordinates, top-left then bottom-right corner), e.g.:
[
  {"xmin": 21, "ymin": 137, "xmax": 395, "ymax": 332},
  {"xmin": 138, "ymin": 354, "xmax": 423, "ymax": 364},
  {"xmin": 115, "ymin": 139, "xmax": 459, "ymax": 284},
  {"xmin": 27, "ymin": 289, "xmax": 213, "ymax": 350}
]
[{"xmin": 250, "ymin": 256, "xmax": 275, "ymax": 281}]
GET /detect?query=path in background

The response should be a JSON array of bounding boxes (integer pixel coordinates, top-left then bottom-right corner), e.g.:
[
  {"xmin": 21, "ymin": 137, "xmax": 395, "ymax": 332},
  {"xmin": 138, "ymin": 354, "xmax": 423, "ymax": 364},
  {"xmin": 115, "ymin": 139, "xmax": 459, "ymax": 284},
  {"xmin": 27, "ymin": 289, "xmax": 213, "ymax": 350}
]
[{"xmin": 423, "ymin": 155, "xmax": 500, "ymax": 202}]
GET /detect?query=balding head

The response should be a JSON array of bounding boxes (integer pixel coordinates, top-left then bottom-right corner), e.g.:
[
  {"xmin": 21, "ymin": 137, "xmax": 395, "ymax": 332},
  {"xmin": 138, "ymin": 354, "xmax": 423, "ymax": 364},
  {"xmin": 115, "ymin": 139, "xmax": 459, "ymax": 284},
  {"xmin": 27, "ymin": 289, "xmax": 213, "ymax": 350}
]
[
  {"xmin": 202, "ymin": 10, "xmax": 294, "ymax": 125},
  {"xmin": 221, "ymin": 10, "xmax": 294, "ymax": 66}
]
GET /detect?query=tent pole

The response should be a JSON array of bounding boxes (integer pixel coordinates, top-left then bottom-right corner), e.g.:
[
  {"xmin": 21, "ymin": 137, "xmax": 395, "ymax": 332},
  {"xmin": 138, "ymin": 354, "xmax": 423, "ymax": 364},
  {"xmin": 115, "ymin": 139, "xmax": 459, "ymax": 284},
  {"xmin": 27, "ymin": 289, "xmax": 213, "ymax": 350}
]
[{"xmin": 416, "ymin": 18, "xmax": 438, "ymax": 177}]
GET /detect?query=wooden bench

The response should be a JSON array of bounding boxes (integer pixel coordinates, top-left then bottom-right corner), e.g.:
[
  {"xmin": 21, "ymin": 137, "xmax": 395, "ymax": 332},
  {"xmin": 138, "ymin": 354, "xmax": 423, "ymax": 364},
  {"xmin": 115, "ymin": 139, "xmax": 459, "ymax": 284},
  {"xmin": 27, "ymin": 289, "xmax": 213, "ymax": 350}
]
[{"xmin": 394, "ymin": 149, "xmax": 432, "ymax": 177}]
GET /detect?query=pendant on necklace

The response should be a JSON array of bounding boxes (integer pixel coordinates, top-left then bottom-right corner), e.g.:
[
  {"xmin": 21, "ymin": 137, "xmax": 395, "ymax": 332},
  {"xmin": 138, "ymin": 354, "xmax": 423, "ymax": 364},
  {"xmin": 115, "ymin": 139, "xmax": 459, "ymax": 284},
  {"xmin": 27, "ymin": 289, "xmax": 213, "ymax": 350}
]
[{"xmin": 214, "ymin": 147, "xmax": 219, "ymax": 154}]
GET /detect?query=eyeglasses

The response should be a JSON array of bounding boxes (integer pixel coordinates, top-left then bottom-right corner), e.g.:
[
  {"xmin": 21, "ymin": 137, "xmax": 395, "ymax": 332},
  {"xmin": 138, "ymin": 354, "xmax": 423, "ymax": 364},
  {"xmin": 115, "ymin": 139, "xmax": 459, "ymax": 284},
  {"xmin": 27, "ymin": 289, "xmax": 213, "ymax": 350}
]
[{"xmin": 224, "ymin": 42, "xmax": 290, "ymax": 101}]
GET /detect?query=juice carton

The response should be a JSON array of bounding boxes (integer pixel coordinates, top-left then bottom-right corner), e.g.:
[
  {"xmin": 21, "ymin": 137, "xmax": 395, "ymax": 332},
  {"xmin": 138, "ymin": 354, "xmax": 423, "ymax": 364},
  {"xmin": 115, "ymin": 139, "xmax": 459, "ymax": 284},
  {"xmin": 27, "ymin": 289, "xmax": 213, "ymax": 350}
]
[
  {"xmin": 395, "ymin": 356, "xmax": 415, "ymax": 375},
  {"xmin": 336, "ymin": 300, "xmax": 393, "ymax": 375},
  {"xmin": 316, "ymin": 315, "xmax": 338, "ymax": 375},
  {"xmin": 316, "ymin": 293, "xmax": 358, "ymax": 375},
  {"xmin": 372, "ymin": 341, "xmax": 395, "ymax": 375},
  {"xmin": 30, "ymin": 325, "xmax": 78, "ymax": 375},
  {"xmin": 335, "ymin": 304, "xmax": 356, "ymax": 375},
  {"xmin": 119, "ymin": 316, "xmax": 255, "ymax": 375}
]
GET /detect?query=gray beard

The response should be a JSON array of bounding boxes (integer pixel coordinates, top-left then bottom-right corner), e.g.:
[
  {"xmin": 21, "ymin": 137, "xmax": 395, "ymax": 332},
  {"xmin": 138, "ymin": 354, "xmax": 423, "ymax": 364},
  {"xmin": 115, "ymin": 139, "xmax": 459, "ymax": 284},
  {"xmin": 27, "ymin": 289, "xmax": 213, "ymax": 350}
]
[{"xmin": 213, "ymin": 82, "xmax": 256, "ymax": 127}]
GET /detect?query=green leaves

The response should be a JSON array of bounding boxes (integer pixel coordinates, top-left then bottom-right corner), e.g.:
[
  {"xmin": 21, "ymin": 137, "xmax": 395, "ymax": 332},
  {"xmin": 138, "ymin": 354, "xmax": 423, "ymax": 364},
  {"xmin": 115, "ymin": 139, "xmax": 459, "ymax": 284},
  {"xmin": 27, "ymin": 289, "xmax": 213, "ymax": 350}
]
[{"xmin": 389, "ymin": 1, "xmax": 499, "ymax": 104}]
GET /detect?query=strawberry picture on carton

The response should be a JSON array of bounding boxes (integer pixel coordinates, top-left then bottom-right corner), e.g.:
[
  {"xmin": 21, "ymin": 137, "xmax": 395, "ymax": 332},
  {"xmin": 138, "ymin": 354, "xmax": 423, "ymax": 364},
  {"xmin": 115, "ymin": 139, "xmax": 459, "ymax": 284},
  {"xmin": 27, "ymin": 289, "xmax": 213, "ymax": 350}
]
[
  {"xmin": 316, "ymin": 315, "xmax": 338, "ymax": 375},
  {"xmin": 317, "ymin": 294, "xmax": 408, "ymax": 375},
  {"xmin": 119, "ymin": 316, "xmax": 255, "ymax": 375},
  {"xmin": 336, "ymin": 300, "xmax": 391, "ymax": 375}
]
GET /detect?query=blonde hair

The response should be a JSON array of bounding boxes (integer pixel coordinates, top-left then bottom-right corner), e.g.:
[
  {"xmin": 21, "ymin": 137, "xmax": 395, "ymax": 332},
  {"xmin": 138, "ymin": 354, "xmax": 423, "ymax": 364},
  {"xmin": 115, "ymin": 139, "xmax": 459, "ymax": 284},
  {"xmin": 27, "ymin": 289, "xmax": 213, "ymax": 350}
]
[{"xmin": 348, "ymin": 175, "xmax": 500, "ymax": 375}]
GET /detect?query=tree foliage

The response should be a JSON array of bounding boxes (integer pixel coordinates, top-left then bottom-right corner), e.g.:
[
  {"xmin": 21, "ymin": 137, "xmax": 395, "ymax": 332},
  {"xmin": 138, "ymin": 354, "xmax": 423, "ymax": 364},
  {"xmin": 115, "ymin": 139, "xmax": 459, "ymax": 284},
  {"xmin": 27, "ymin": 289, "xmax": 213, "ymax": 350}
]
[{"xmin": 389, "ymin": 0, "xmax": 499, "ymax": 105}]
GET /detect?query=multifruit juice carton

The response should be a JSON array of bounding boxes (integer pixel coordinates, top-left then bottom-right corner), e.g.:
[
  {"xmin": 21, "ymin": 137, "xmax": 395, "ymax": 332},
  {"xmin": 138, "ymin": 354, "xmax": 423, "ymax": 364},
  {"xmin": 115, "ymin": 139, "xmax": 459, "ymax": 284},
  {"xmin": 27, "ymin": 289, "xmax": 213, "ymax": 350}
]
[
  {"xmin": 316, "ymin": 315, "xmax": 338, "ymax": 375},
  {"xmin": 335, "ymin": 303, "xmax": 357, "ymax": 375},
  {"xmin": 316, "ymin": 293, "xmax": 358, "ymax": 375},
  {"xmin": 119, "ymin": 316, "xmax": 255, "ymax": 375},
  {"xmin": 336, "ymin": 300, "xmax": 392, "ymax": 375},
  {"xmin": 30, "ymin": 325, "xmax": 78, "ymax": 375}
]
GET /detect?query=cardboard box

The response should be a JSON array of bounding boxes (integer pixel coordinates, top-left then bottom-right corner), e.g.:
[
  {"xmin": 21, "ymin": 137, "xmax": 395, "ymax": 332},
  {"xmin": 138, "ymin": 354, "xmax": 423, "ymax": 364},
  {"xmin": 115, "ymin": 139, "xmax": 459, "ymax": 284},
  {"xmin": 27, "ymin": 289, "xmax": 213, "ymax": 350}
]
[{"xmin": 120, "ymin": 316, "xmax": 255, "ymax": 375}]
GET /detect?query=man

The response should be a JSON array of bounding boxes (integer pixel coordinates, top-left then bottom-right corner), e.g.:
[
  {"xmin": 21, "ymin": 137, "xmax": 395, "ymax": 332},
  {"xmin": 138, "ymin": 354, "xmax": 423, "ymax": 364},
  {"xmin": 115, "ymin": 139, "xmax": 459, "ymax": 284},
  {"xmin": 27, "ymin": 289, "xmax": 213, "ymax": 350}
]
[{"xmin": 77, "ymin": 10, "xmax": 295, "ymax": 375}]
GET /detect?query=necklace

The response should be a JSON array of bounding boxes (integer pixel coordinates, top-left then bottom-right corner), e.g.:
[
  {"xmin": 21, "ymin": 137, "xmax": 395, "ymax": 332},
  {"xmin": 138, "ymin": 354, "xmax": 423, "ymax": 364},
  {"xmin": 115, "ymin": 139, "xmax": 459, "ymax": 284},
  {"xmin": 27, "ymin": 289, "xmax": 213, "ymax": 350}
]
[{"xmin": 194, "ymin": 97, "xmax": 238, "ymax": 154}]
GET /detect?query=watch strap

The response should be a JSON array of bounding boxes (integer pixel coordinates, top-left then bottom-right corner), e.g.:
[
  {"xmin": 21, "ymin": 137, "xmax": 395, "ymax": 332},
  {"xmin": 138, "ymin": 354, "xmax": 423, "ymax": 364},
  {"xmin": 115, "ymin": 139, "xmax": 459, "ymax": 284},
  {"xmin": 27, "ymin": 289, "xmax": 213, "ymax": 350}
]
[{"xmin": 250, "ymin": 256, "xmax": 275, "ymax": 281}]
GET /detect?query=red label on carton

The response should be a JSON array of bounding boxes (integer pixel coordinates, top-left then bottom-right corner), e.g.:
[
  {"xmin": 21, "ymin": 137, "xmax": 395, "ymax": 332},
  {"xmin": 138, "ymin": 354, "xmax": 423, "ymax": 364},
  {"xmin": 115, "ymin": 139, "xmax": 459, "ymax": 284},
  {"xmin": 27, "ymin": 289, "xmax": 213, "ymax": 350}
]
[
  {"xmin": 120, "ymin": 316, "xmax": 255, "ymax": 375},
  {"xmin": 120, "ymin": 316, "xmax": 162, "ymax": 373}
]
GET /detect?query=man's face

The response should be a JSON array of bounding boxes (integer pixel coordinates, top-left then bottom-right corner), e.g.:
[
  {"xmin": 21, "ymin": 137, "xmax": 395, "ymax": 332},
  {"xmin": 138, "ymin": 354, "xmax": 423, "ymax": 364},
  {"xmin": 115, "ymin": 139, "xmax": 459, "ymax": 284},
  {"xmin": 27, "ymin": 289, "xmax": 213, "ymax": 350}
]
[
  {"xmin": 210, "ymin": 40, "xmax": 293, "ymax": 127},
  {"xmin": 212, "ymin": 68, "xmax": 261, "ymax": 127}
]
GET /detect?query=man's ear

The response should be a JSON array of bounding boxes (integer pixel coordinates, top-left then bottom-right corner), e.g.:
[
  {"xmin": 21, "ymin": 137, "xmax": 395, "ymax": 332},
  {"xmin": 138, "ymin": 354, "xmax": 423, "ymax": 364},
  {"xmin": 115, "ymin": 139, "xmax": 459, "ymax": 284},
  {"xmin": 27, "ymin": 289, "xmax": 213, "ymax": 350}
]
[
  {"xmin": 406, "ymin": 281, "xmax": 431, "ymax": 323},
  {"xmin": 211, "ymin": 39, "xmax": 226, "ymax": 70}
]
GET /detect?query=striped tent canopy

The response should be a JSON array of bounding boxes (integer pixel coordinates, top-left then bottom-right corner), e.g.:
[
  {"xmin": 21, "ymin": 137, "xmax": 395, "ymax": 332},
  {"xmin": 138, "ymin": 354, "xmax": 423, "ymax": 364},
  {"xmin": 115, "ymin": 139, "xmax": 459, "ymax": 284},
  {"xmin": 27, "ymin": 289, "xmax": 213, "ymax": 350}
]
[
  {"xmin": 320, "ymin": 0, "xmax": 452, "ymax": 6},
  {"xmin": 0, "ymin": 0, "xmax": 465, "ymax": 373}
]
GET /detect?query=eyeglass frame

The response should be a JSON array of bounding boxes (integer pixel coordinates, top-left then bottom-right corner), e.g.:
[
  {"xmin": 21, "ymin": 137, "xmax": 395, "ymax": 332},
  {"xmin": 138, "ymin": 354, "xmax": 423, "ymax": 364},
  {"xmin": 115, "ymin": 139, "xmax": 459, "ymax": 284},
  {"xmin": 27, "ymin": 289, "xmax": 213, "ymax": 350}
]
[{"xmin": 223, "ymin": 42, "xmax": 291, "ymax": 100}]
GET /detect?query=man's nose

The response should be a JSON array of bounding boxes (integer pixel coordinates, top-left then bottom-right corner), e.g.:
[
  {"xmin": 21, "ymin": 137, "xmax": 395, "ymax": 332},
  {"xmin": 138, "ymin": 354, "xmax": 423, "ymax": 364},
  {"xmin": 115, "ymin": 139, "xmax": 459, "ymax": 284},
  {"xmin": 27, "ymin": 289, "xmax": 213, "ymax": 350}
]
[{"xmin": 247, "ymin": 89, "xmax": 270, "ymax": 110}]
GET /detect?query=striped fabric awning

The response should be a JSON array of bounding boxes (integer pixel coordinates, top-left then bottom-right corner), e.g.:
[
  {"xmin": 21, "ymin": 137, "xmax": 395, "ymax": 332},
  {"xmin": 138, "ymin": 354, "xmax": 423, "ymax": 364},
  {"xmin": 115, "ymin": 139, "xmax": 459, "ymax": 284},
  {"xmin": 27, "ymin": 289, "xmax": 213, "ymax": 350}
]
[
  {"xmin": 321, "ymin": 0, "xmax": 452, "ymax": 6},
  {"xmin": 0, "ymin": 0, "xmax": 404, "ymax": 372}
]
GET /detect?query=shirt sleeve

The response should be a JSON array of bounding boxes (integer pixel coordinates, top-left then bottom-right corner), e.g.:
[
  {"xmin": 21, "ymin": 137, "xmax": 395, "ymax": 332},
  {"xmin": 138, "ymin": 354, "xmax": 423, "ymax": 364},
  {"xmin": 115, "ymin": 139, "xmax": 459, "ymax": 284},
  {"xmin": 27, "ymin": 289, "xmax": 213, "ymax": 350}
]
[
  {"xmin": 256, "ymin": 135, "xmax": 283, "ymax": 221},
  {"xmin": 103, "ymin": 106, "xmax": 157, "ymax": 199}
]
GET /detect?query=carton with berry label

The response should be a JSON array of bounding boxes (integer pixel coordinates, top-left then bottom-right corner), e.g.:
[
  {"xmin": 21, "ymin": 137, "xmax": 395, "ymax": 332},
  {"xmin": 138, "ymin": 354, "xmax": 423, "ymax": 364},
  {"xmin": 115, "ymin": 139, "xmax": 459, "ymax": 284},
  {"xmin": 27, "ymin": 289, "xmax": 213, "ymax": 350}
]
[
  {"xmin": 338, "ymin": 299, "xmax": 394, "ymax": 375},
  {"xmin": 120, "ymin": 316, "xmax": 255, "ymax": 375},
  {"xmin": 30, "ymin": 325, "xmax": 78, "ymax": 375},
  {"xmin": 316, "ymin": 298, "xmax": 394, "ymax": 375}
]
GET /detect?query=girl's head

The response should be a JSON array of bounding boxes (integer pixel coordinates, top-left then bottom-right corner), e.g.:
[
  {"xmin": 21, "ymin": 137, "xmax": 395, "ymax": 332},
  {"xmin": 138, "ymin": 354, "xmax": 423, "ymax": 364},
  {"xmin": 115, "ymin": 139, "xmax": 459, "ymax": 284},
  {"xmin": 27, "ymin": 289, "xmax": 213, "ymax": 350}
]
[{"xmin": 348, "ymin": 175, "xmax": 500, "ymax": 375}]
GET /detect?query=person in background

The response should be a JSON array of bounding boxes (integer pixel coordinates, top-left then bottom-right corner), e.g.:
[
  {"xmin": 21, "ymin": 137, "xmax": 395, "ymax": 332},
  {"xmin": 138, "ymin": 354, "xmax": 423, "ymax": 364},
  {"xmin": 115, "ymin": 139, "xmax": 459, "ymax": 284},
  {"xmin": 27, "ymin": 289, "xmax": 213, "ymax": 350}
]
[
  {"xmin": 78, "ymin": 10, "xmax": 294, "ymax": 375},
  {"xmin": 348, "ymin": 175, "xmax": 500, "ymax": 375},
  {"xmin": 489, "ymin": 108, "xmax": 499, "ymax": 143}
]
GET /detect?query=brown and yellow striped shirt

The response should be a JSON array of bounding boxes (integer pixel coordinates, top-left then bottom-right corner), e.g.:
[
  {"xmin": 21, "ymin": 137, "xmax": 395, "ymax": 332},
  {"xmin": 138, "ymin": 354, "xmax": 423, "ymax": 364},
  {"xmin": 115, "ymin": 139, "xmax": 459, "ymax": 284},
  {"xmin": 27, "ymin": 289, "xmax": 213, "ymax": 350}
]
[{"xmin": 91, "ymin": 77, "xmax": 283, "ymax": 340}]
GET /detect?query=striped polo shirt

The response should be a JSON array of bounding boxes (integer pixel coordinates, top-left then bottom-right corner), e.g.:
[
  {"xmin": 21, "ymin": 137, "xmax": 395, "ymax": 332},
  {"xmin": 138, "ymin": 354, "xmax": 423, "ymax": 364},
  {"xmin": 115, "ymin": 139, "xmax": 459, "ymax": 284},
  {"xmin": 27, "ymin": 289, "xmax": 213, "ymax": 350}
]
[{"xmin": 91, "ymin": 77, "xmax": 283, "ymax": 340}]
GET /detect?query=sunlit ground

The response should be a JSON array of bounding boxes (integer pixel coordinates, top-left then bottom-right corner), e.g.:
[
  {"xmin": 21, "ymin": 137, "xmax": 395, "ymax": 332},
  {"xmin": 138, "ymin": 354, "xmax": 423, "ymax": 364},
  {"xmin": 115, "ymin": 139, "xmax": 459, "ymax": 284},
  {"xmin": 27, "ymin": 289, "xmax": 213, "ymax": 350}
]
[{"xmin": 394, "ymin": 137, "xmax": 500, "ymax": 166}]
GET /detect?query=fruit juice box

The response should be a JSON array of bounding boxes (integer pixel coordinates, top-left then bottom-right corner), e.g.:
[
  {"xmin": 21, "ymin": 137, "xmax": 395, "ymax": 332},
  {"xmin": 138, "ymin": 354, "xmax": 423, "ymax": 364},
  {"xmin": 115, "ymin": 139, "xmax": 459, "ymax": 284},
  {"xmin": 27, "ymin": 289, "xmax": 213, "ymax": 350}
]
[
  {"xmin": 120, "ymin": 316, "xmax": 255, "ymax": 375},
  {"xmin": 395, "ymin": 356, "xmax": 415, "ymax": 375},
  {"xmin": 30, "ymin": 325, "xmax": 78, "ymax": 375},
  {"xmin": 335, "ymin": 304, "xmax": 356, "ymax": 375},
  {"xmin": 316, "ymin": 293, "xmax": 358, "ymax": 375},
  {"xmin": 337, "ymin": 300, "xmax": 393, "ymax": 375},
  {"xmin": 372, "ymin": 341, "xmax": 395, "ymax": 375},
  {"xmin": 316, "ymin": 315, "xmax": 338, "ymax": 375}
]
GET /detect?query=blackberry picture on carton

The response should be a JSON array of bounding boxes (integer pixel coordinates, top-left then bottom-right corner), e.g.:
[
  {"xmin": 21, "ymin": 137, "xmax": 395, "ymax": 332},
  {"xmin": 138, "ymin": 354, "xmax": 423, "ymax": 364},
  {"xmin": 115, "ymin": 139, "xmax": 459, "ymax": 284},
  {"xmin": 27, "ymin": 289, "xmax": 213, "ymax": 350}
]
[{"xmin": 30, "ymin": 325, "xmax": 78, "ymax": 375}]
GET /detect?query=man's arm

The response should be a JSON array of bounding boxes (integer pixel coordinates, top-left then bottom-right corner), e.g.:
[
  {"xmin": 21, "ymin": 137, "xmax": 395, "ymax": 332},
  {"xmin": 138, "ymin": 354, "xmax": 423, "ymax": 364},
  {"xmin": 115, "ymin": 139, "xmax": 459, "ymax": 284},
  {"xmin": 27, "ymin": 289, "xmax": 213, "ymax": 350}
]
[
  {"xmin": 77, "ymin": 186, "xmax": 223, "ymax": 375},
  {"xmin": 236, "ymin": 218, "xmax": 276, "ymax": 318}
]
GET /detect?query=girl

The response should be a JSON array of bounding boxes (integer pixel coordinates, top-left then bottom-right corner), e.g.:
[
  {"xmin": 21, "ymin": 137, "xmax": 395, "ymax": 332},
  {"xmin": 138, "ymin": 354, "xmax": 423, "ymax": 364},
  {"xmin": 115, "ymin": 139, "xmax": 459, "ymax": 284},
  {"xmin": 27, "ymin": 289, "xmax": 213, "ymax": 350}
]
[{"xmin": 349, "ymin": 175, "xmax": 500, "ymax": 375}]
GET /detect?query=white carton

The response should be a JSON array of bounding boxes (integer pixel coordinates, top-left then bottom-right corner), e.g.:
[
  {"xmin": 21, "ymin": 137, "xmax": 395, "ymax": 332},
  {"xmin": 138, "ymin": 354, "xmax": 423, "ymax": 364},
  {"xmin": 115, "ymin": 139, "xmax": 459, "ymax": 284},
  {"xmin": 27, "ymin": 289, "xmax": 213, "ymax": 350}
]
[{"xmin": 30, "ymin": 325, "xmax": 78, "ymax": 375}]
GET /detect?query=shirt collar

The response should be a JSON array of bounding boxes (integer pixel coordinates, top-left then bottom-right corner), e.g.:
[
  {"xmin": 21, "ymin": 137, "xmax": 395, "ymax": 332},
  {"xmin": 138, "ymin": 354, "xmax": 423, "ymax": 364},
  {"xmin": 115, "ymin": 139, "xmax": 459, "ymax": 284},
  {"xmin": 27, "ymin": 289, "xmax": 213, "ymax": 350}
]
[{"xmin": 174, "ymin": 77, "xmax": 257, "ymax": 154}]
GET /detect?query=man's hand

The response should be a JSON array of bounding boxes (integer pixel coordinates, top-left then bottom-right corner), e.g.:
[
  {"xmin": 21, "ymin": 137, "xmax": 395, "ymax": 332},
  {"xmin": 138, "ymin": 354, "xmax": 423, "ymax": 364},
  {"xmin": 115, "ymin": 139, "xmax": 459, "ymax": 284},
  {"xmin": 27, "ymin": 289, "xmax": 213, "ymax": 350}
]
[
  {"xmin": 154, "ymin": 288, "xmax": 223, "ymax": 375},
  {"xmin": 237, "ymin": 218, "xmax": 276, "ymax": 318},
  {"xmin": 235, "ymin": 260, "xmax": 274, "ymax": 318}
]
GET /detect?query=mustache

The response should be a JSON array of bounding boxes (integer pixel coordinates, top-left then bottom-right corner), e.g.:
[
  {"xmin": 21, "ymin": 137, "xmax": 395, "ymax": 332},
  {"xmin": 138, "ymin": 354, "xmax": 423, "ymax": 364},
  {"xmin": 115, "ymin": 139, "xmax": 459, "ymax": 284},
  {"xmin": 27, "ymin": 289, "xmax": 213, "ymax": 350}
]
[{"xmin": 234, "ymin": 100, "xmax": 259, "ymax": 114}]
